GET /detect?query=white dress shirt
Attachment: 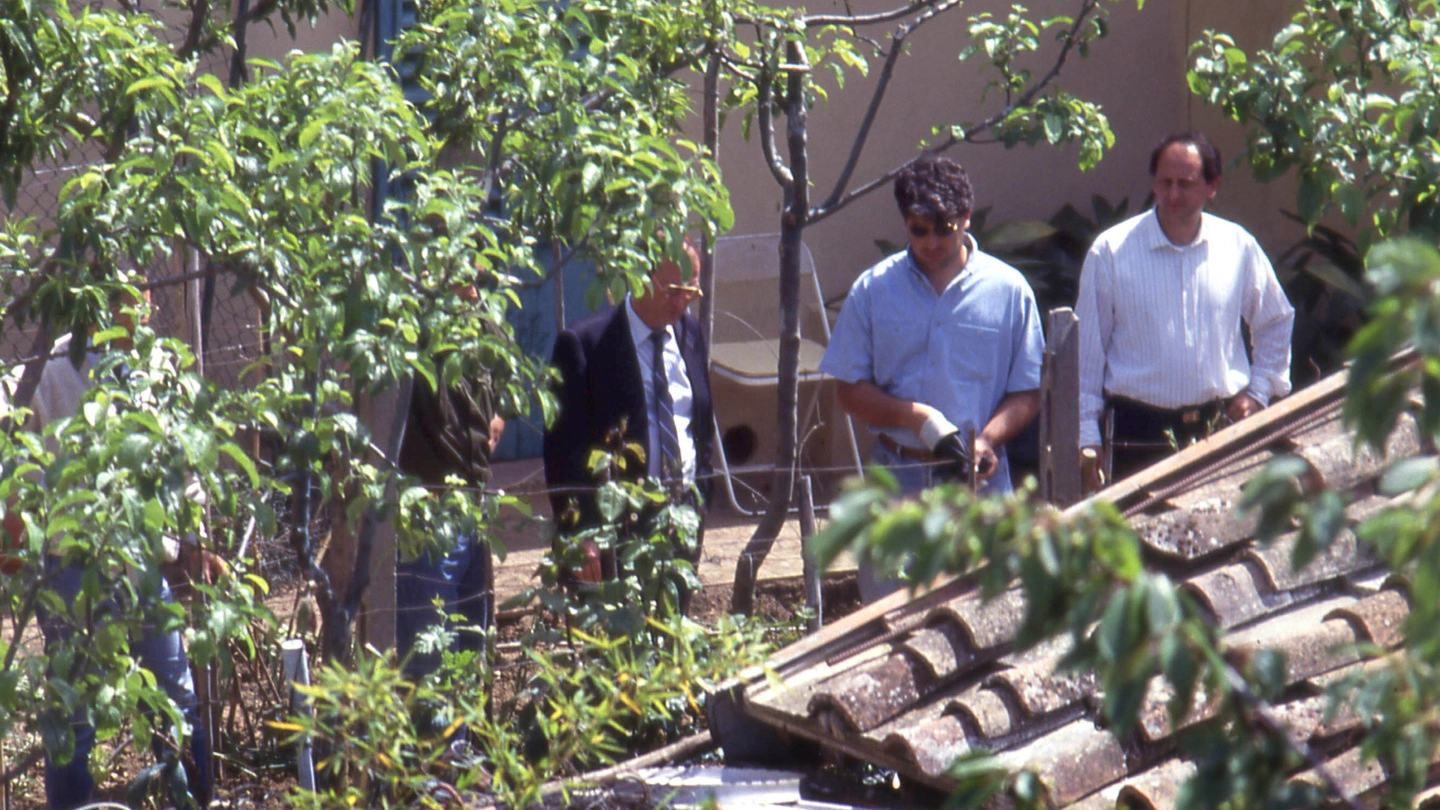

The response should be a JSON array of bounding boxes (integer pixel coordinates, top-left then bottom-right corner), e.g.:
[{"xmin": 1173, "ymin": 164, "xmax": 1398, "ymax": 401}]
[
  {"xmin": 1075, "ymin": 209, "xmax": 1295, "ymax": 448},
  {"xmin": 625, "ymin": 297, "xmax": 696, "ymax": 481}
]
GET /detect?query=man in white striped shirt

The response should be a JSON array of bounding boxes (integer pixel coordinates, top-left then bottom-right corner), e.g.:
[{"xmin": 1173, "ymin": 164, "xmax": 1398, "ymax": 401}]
[{"xmin": 1075, "ymin": 131, "xmax": 1295, "ymax": 487}]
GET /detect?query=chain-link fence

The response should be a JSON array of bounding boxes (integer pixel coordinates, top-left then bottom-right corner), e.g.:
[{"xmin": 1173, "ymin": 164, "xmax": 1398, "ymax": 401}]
[{"xmin": 1, "ymin": 44, "xmax": 304, "ymax": 578}]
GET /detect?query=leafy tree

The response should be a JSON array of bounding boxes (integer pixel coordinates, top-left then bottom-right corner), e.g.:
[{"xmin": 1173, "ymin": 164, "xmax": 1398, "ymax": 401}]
[
  {"xmin": 705, "ymin": 0, "xmax": 1140, "ymax": 612},
  {"xmin": 0, "ymin": 0, "xmax": 728, "ymax": 799},
  {"xmin": 1189, "ymin": 0, "xmax": 1440, "ymax": 246}
]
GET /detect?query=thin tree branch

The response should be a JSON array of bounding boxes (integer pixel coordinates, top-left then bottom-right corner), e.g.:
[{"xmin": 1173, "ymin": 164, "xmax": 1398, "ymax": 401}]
[
  {"xmin": 757, "ymin": 64, "xmax": 793, "ymax": 188},
  {"xmin": 812, "ymin": 0, "xmax": 1102, "ymax": 226},
  {"xmin": 178, "ymin": 0, "xmax": 213, "ymax": 59},
  {"xmin": 732, "ymin": 39, "xmax": 809, "ymax": 614},
  {"xmin": 699, "ymin": 45, "xmax": 721, "ymax": 358},
  {"xmin": 803, "ymin": 0, "xmax": 947, "ymax": 28},
  {"xmin": 821, "ymin": 0, "xmax": 961, "ymax": 210},
  {"xmin": 1220, "ymin": 662, "xmax": 1366, "ymax": 810}
]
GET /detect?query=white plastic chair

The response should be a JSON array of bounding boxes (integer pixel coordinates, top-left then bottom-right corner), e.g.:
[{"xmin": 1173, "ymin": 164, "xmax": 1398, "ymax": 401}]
[{"xmin": 707, "ymin": 234, "xmax": 862, "ymax": 514}]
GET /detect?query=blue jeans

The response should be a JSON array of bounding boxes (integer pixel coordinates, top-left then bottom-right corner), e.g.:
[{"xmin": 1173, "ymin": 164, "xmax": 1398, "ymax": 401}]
[
  {"xmin": 396, "ymin": 535, "xmax": 493, "ymax": 679},
  {"xmin": 39, "ymin": 562, "xmax": 211, "ymax": 810},
  {"xmin": 859, "ymin": 441, "xmax": 1016, "ymax": 602},
  {"xmin": 857, "ymin": 444, "xmax": 935, "ymax": 604}
]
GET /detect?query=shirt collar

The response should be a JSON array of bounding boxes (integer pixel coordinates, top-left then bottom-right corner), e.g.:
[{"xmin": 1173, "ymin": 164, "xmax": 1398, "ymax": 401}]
[
  {"xmin": 1144, "ymin": 208, "xmax": 1211, "ymax": 251},
  {"xmin": 903, "ymin": 232, "xmax": 979, "ymax": 287},
  {"xmin": 625, "ymin": 295, "xmax": 670, "ymax": 348}
]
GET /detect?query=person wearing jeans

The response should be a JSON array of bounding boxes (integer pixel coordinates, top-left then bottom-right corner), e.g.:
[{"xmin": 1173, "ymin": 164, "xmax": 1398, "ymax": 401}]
[
  {"xmin": 395, "ymin": 532, "xmax": 493, "ymax": 679},
  {"xmin": 39, "ymin": 562, "xmax": 212, "ymax": 809}
]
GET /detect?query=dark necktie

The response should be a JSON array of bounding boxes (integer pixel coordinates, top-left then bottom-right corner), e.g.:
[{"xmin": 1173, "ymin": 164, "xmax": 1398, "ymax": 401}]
[{"xmin": 650, "ymin": 330, "xmax": 681, "ymax": 480}]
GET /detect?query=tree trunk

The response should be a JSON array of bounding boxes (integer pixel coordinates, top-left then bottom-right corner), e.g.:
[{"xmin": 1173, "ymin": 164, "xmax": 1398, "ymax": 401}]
[
  {"xmin": 699, "ymin": 50, "xmax": 721, "ymax": 351},
  {"xmin": 731, "ymin": 40, "xmax": 808, "ymax": 614}
]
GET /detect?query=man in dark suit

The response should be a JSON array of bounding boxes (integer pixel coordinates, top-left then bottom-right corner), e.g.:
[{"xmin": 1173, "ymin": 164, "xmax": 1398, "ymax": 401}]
[{"xmin": 543, "ymin": 240, "xmax": 714, "ymax": 581}]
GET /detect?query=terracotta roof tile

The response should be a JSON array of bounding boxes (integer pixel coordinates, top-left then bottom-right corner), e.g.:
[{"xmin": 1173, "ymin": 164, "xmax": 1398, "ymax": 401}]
[
  {"xmin": 1060, "ymin": 782, "xmax": 1123, "ymax": 810},
  {"xmin": 927, "ymin": 587, "xmax": 1028, "ymax": 652},
  {"xmin": 1269, "ymin": 693, "xmax": 1360, "ymax": 747},
  {"xmin": 874, "ymin": 702, "xmax": 972, "ymax": 779},
  {"xmin": 1244, "ymin": 528, "xmax": 1369, "ymax": 592},
  {"xmin": 900, "ymin": 621, "xmax": 973, "ymax": 680},
  {"xmin": 1326, "ymin": 589, "xmax": 1410, "ymax": 649},
  {"xmin": 947, "ymin": 685, "xmax": 1014, "ymax": 740},
  {"xmin": 1132, "ymin": 496, "xmax": 1254, "ymax": 561},
  {"xmin": 997, "ymin": 719, "xmax": 1127, "ymax": 807},
  {"xmin": 1296, "ymin": 412, "xmax": 1420, "ymax": 492},
  {"xmin": 1272, "ymin": 618, "xmax": 1361, "ymax": 683},
  {"xmin": 1225, "ymin": 597, "xmax": 1366, "ymax": 683},
  {"xmin": 986, "ymin": 658, "xmax": 1097, "ymax": 719},
  {"xmin": 1112, "ymin": 759, "xmax": 1199, "ymax": 810},
  {"xmin": 1183, "ymin": 562, "xmax": 1275, "ymax": 629},
  {"xmin": 807, "ymin": 654, "xmax": 925, "ymax": 733},
  {"xmin": 1290, "ymin": 746, "xmax": 1387, "ymax": 801},
  {"xmin": 1137, "ymin": 677, "xmax": 1215, "ymax": 742}
]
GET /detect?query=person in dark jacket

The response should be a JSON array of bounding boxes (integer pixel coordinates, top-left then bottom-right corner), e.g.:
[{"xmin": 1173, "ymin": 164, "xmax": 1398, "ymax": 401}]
[{"xmin": 543, "ymin": 240, "xmax": 714, "ymax": 583}]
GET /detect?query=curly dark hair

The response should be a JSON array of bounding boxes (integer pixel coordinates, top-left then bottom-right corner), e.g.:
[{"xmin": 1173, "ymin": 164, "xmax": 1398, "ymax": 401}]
[
  {"xmin": 894, "ymin": 157, "xmax": 974, "ymax": 223},
  {"xmin": 1149, "ymin": 131, "xmax": 1222, "ymax": 184}
]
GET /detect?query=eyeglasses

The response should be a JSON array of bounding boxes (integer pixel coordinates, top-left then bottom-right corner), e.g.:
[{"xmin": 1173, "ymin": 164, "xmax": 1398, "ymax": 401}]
[
  {"xmin": 665, "ymin": 284, "xmax": 703, "ymax": 299},
  {"xmin": 907, "ymin": 220, "xmax": 959, "ymax": 239}
]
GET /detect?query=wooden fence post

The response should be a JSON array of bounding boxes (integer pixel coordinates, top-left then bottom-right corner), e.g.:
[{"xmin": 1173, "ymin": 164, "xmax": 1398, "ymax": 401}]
[{"xmin": 1040, "ymin": 308, "xmax": 1082, "ymax": 506}]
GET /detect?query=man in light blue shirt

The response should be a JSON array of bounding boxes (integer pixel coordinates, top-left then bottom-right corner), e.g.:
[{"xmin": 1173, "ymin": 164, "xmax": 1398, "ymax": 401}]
[{"xmin": 820, "ymin": 157, "xmax": 1044, "ymax": 600}]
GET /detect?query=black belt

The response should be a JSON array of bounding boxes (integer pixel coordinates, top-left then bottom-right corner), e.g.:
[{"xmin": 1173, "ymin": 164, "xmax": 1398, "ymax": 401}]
[
  {"xmin": 1106, "ymin": 395, "xmax": 1227, "ymax": 447},
  {"xmin": 876, "ymin": 433, "xmax": 936, "ymax": 462}
]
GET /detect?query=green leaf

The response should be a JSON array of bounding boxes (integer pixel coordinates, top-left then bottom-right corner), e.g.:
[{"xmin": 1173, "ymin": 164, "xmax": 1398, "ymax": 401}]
[
  {"xmin": 126, "ymin": 75, "xmax": 171, "ymax": 96},
  {"xmin": 581, "ymin": 162, "xmax": 603, "ymax": 194},
  {"xmin": 1379, "ymin": 457, "xmax": 1437, "ymax": 496},
  {"xmin": 219, "ymin": 442, "xmax": 260, "ymax": 489}
]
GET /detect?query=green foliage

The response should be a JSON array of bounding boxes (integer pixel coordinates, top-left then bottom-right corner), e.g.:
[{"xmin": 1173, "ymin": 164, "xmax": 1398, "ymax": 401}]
[
  {"xmin": 280, "ymin": 645, "xmax": 488, "ymax": 810},
  {"xmin": 280, "ymin": 599, "xmax": 784, "ymax": 808},
  {"xmin": 521, "ymin": 436, "xmax": 705, "ymax": 638},
  {"xmin": 1190, "ymin": 0, "xmax": 1440, "ymax": 244},
  {"xmin": 400, "ymin": 0, "xmax": 731, "ymax": 303},
  {"xmin": 972, "ymin": 193, "xmax": 1134, "ymax": 317},
  {"xmin": 0, "ymin": 332, "xmax": 274, "ymax": 795}
]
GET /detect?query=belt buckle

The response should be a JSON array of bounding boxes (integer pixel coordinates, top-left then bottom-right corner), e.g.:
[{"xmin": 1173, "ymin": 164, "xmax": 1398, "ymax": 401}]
[{"xmin": 1181, "ymin": 408, "xmax": 1202, "ymax": 426}]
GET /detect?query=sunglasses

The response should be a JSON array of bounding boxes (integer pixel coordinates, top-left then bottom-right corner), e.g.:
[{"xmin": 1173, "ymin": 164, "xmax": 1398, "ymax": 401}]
[{"xmin": 907, "ymin": 220, "xmax": 959, "ymax": 239}]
